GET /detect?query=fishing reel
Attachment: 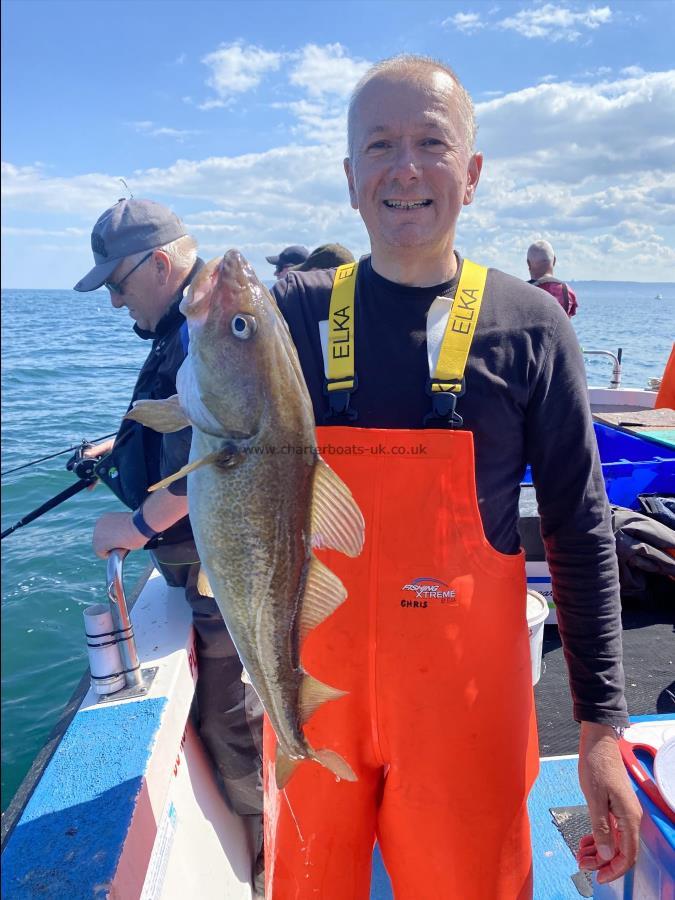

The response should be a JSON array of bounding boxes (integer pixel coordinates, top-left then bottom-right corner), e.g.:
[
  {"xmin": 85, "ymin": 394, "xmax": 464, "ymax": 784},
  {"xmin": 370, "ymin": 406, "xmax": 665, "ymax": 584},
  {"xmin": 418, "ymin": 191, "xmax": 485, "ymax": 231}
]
[{"xmin": 66, "ymin": 440, "xmax": 100, "ymax": 482}]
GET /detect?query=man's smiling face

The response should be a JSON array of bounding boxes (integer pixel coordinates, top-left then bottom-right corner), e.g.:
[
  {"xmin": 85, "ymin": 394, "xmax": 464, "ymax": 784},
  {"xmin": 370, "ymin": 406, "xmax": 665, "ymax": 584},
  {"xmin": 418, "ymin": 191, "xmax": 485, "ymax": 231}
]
[{"xmin": 344, "ymin": 70, "xmax": 482, "ymax": 262}]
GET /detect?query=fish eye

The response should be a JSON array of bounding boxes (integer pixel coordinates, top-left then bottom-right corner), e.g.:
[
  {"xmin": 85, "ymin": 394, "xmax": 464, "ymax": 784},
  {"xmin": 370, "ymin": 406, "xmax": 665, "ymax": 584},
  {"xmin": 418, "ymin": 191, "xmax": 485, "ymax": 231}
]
[{"xmin": 231, "ymin": 314, "xmax": 257, "ymax": 340}]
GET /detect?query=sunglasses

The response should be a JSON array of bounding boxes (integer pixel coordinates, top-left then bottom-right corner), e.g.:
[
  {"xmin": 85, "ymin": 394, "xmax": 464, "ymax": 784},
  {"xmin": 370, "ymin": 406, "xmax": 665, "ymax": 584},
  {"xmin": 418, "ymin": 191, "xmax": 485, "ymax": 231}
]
[{"xmin": 104, "ymin": 251, "xmax": 153, "ymax": 295}]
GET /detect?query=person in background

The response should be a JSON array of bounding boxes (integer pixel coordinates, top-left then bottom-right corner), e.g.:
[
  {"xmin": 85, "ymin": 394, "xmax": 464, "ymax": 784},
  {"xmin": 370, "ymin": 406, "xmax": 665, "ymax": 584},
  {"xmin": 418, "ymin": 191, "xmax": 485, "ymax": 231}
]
[
  {"xmin": 288, "ymin": 242, "xmax": 355, "ymax": 272},
  {"xmin": 265, "ymin": 54, "xmax": 641, "ymax": 899},
  {"xmin": 265, "ymin": 244, "xmax": 310, "ymax": 279},
  {"xmin": 73, "ymin": 199, "xmax": 264, "ymax": 895},
  {"xmin": 527, "ymin": 239, "xmax": 578, "ymax": 317}
]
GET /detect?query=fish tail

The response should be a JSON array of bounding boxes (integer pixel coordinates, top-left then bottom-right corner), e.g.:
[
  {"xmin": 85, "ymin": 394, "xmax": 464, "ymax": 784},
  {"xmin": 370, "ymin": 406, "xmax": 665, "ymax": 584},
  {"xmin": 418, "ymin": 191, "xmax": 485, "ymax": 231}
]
[
  {"xmin": 310, "ymin": 748, "xmax": 358, "ymax": 783},
  {"xmin": 274, "ymin": 745, "xmax": 358, "ymax": 789}
]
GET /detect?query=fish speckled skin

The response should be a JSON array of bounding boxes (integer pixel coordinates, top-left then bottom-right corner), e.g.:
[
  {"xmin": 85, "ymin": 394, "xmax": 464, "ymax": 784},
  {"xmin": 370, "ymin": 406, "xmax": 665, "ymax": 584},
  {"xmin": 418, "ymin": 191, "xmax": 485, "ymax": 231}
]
[{"xmin": 129, "ymin": 250, "xmax": 363, "ymax": 786}]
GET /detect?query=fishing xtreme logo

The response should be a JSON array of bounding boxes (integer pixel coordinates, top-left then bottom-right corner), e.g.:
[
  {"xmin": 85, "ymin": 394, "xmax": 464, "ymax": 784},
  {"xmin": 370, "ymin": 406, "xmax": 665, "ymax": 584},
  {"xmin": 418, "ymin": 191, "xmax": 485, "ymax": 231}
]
[{"xmin": 400, "ymin": 577, "xmax": 457, "ymax": 609}]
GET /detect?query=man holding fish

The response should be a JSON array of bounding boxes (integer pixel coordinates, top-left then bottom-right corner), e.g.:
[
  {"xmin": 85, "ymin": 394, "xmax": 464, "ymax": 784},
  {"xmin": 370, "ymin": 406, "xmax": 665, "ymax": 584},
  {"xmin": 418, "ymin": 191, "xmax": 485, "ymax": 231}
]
[{"xmin": 120, "ymin": 56, "xmax": 641, "ymax": 899}]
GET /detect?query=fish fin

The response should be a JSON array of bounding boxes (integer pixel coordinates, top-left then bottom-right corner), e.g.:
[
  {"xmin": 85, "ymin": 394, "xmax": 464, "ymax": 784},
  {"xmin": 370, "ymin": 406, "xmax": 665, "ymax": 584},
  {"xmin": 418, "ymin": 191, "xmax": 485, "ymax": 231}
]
[
  {"xmin": 298, "ymin": 673, "xmax": 347, "ymax": 726},
  {"xmin": 197, "ymin": 567, "xmax": 214, "ymax": 598},
  {"xmin": 311, "ymin": 748, "xmax": 358, "ymax": 783},
  {"xmin": 298, "ymin": 556, "xmax": 347, "ymax": 645},
  {"xmin": 125, "ymin": 395, "xmax": 191, "ymax": 433},
  {"xmin": 310, "ymin": 458, "xmax": 365, "ymax": 558},
  {"xmin": 275, "ymin": 748, "xmax": 302, "ymax": 790},
  {"xmin": 147, "ymin": 450, "xmax": 223, "ymax": 492}
]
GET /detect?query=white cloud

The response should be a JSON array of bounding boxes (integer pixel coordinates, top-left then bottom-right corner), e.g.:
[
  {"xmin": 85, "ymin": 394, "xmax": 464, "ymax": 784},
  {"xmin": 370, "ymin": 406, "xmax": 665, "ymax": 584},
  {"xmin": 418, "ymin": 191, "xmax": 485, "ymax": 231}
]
[
  {"xmin": 474, "ymin": 70, "xmax": 675, "ymax": 180},
  {"xmin": 578, "ymin": 66, "xmax": 613, "ymax": 78},
  {"xmin": 499, "ymin": 3, "xmax": 612, "ymax": 41},
  {"xmin": 442, "ymin": 12, "xmax": 485, "ymax": 33},
  {"xmin": 620, "ymin": 65, "xmax": 645, "ymax": 77},
  {"xmin": 1, "ymin": 162, "xmax": 128, "ymax": 214},
  {"xmin": 288, "ymin": 43, "xmax": 370, "ymax": 99},
  {"xmin": 272, "ymin": 99, "xmax": 348, "ymax": 148},
  {"xmin": 197, "ymin": 98, "xmax": 234, "ymax": 111},
  {"xmin": 1, "ymin": 147, "xmax": 370, "ymax": 280},
  {"xmin": 445, "ymin": 3, "xmax": 614, "ymax": 42},
  {"xmin": 201, "ymin": 41, "xmax": 282, "ymax": 102},
  {"xmin": 3, "ymin": 64, "xmax": 674, "ymax": 284},
  {"xmin": 129, "ymin": 121, "xmax": 202, "ymax": 141},
  {"xmin": 268, "ymin": 44, "xmax": 372, "ymax": 148}
]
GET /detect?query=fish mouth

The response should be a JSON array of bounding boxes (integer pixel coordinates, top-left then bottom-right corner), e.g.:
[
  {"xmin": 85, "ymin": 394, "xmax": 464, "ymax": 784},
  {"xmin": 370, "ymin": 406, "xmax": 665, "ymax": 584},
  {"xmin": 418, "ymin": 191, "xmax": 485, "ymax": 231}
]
[{"xmin": 383, "ymin": 199, "xmax": 432, "ymax": 209}]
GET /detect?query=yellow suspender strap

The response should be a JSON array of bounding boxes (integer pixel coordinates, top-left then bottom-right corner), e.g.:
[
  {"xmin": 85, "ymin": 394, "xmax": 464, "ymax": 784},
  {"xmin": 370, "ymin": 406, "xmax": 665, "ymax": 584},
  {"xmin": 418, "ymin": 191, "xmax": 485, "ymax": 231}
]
[
  {"xmin": 326, "ymin": 262, "xmax": 358, "ymax": 392},
  {"xmin": 323, "ymin": 257, "xmax": 487, "ymax": 426},
  {"xmin": 430, "ymin": 258, "xmax": 488, "ymax": 392}
]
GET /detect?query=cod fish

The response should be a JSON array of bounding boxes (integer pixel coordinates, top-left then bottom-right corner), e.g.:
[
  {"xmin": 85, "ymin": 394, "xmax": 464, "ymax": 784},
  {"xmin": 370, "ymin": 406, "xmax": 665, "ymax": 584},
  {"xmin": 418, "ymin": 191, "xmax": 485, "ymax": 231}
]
[{"xmin": 127, "ymin": 250, "xmax": 364, "ymax": 788}]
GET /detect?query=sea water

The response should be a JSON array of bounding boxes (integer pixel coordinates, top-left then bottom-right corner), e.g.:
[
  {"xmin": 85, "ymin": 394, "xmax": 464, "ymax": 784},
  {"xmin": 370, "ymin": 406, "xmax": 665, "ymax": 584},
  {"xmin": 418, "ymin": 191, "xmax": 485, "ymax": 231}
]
[{"xmin": 1, "ymin": 282, "xmax": 673, "ymax": 810}]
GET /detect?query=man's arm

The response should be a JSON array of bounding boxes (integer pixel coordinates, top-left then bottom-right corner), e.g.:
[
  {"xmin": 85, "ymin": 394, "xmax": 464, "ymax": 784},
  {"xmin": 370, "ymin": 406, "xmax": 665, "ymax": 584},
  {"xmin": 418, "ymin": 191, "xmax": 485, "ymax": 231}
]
[
  {"xmin": 92, "ymin": 487, "xmax": 188, "ymax": 558},
  {"xmin": 525, "ymin": 309, "xmax": 641, "ymax": 880}
]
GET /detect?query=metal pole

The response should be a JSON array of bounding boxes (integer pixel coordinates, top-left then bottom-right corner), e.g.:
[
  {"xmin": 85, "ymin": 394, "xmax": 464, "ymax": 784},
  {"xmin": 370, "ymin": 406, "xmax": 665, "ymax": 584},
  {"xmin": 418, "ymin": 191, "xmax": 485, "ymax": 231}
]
[
  {"xmin": 581, "ymin": 349, "xmax": 622, "ymax": 389},
  {"xmin": 106, "ymin": 549, "xmax": 144, "ymax": 690}
]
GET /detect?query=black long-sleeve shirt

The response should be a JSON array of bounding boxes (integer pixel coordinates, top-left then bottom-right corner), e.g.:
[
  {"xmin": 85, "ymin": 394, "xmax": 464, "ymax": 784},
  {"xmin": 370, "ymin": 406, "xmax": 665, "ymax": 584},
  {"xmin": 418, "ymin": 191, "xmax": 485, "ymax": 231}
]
[{"xmin": 273, "ymin": 254, "xmax": 627, "ymax": 727}]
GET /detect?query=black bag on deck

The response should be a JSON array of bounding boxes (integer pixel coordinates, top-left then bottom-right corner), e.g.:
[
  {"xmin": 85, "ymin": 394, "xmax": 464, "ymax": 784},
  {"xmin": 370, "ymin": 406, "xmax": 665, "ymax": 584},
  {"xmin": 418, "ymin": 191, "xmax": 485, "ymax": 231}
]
[{"xmin": 611, "ymin": 504, "xmax": 675, "ymax": 606}]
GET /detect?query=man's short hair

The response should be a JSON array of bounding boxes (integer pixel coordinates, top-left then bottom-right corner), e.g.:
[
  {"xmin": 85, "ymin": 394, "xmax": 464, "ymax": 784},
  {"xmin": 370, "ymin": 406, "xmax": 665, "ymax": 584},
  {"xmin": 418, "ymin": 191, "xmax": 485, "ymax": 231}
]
[
  {"xmin": 161, "ymin": 234, "xmax": 198, "ymax": 271},
  {"xmin": 347, "ymin": 54, "xmax": 476, "ymax": 158},
  {"xmin": 115, "ymin": 235, "xmax": 198, "ymax": 280},
  {"xmin": 527, "ymin": 240, "xmax": 556, "ymax": 266}
]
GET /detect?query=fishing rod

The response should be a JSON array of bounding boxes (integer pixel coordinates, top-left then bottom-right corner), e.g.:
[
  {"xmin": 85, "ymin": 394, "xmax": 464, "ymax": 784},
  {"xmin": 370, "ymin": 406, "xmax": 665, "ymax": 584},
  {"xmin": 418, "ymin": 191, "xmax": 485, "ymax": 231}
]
[
  {"xmin": 1, "ymin": 444, "xmax": 103, "ymax": 541},
  {"xmin": 1, "ymin": 432, "xmax": 117, "ymax": 478}
]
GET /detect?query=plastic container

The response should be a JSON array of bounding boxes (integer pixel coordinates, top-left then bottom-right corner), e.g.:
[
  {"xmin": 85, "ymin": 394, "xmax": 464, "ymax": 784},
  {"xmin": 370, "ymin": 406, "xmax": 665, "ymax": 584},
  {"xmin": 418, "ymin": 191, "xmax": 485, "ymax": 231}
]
[
  {"xmin": 655, "ymin": 736, "xmax": 675, "ymax": 816},
  {"xmin": 84, "ymin": 603, "xmax": 125, "ymax": 695},
  {"xmin": 527, "ymin": 589, "xmax": 548, "ymax": 685},
  {"xmin": 521, "ymin": 423, "xmax": 675, "ymax": 510}
]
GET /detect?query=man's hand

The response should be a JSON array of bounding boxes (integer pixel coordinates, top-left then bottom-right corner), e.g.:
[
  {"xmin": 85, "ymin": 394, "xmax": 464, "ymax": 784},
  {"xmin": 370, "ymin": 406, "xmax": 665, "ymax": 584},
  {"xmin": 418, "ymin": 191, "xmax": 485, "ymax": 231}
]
[
  {"xmin": 92, "ymin": 512, "xmax": 147, "ymax": 559},
  {"xmin": 69, "ymin": 437, "xmax": 116, "ymax": 492},
  {"xmin": 82, "ymin": 437, "xmax": 116, "ymax": 459},
  {"xmin": 577, "ymin": 722, "xmax": 642, "ymax": 884},
  {"xmin": 92, "ymin": 487, "xmax": 189, "ymax": 559}
]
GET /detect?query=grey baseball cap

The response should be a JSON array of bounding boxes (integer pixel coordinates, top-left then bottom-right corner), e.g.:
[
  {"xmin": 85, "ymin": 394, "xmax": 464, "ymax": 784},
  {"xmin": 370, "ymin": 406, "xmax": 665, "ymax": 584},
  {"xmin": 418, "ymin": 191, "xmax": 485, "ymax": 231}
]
[
  {"xmin": 265, "ymin": 245, "xmax": 310, "ymax": 269},
  {"xmin": 74, "ymin": 198, "xmax": 187, "ymax": 292}
]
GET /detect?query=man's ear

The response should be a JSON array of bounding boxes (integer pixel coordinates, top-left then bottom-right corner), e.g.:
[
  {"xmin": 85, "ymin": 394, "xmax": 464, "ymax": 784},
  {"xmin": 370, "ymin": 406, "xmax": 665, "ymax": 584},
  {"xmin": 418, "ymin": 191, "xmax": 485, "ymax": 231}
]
[
  {"xmin": 152, "ymin": 249, "xmax": 172, "ymax": 286},
  {"xmin": 463, "ymin": 152, "xmax": 483, "ymax": 206},
  {"xmin": 344, "ymin": 158, "xmax": 359, "ymax": 210}
]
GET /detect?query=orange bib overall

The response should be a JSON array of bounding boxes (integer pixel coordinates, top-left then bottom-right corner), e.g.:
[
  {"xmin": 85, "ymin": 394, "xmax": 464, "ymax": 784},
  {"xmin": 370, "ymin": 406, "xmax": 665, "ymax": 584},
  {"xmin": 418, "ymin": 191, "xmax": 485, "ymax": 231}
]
[{"xmin": 264, "ymin": 426, "xmax": 539, "ymax": 900}]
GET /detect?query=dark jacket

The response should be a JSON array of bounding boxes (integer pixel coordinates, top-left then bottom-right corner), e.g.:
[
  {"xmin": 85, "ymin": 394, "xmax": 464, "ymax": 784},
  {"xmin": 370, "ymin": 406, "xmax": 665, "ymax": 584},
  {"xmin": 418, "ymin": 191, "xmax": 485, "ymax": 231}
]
[{"xmin": 95, "ymin": 260, "xmax": 202, "ymax": 547}]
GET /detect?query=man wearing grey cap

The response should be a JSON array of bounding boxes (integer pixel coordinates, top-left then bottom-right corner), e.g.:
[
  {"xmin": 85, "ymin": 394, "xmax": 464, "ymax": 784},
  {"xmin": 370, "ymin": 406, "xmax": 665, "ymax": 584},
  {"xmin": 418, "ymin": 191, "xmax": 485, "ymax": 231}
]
[
  {"xmin": 265, "ymin": 244, "xmax": 309, "ymax": 279},
  {"xmin": 75, "ymin": 198, "xmax": 264, "ymax": 892}
]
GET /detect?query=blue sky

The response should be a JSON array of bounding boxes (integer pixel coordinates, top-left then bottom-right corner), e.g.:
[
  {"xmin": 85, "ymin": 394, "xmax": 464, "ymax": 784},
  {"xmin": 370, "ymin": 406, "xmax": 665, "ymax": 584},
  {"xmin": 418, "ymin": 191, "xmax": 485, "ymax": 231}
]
[{"xmin": 2, "ymin": 0, "xmax": 674, "ymax": 287}]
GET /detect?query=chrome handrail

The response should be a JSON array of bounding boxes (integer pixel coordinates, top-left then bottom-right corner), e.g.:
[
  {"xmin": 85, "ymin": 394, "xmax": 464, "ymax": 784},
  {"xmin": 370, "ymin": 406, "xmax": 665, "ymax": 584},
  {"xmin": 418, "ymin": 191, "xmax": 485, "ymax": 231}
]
[
  {"xmin": 106, "ymin": 548, "xmax": 144, "ymax": 690},
  {"xmin": 581, "ymin": 347, "xmax": 622, "ymax": 389}
]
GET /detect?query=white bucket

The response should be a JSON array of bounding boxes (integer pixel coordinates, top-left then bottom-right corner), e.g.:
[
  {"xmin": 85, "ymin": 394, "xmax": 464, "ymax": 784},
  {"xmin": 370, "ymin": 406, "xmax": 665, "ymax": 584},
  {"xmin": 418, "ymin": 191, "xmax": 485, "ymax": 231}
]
[{"xmin": 527, "ymin": 590, "xmax": 548, "ymax": 685}]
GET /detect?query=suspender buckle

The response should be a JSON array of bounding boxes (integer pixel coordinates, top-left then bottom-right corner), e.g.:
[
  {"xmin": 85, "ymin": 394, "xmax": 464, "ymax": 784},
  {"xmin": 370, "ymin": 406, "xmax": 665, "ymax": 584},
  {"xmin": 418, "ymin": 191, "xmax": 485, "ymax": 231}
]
[
  {"xmin": 424, "ymin": 378, "xmax": 464, "ymax": 428},
  {"xmin": 323, "ymin": 374, "xmax": 358, "ymax": 423}
]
